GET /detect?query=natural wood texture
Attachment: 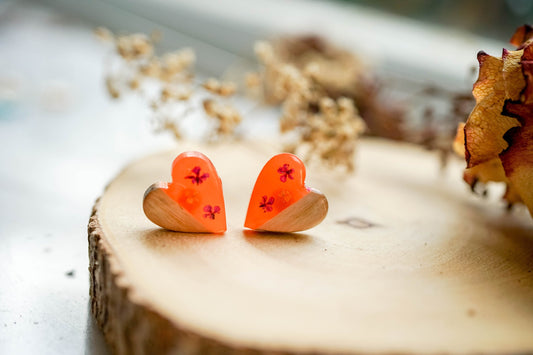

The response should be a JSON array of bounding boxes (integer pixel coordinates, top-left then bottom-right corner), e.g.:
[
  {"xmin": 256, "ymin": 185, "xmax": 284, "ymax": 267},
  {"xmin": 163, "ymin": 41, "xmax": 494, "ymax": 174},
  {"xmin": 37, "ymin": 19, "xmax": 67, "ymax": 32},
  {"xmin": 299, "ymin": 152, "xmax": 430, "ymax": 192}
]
[
  {"xmin": 143, "ymin": 182, "xmax": 211, "ymax": 233},
  {"xmin": 258, "ymin": 189, "xmax": 328, "ymax": 232},
  {"xmin": 89, "ymin": 139, "xmax": 533, "ymax": 355}
]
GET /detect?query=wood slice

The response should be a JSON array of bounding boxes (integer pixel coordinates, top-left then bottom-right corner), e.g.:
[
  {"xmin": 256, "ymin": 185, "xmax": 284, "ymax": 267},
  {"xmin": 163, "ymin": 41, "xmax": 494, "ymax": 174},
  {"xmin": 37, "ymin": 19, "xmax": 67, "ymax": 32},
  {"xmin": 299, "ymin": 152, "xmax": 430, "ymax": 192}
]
[{"xmin": 88, "ymin": 139, "xmax": 533, "ymax": 355}]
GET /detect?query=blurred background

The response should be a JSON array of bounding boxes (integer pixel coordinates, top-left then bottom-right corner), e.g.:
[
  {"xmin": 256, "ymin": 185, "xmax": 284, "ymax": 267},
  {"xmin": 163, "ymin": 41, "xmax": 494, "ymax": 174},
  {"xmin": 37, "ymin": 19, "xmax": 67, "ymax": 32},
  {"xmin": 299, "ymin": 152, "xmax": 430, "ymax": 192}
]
[
  {"xmin": 349, "ymin": 0, "xmax": 533, "ymax": 41},
  {"xmin": 0, "ymin": 0, "xmax": 527, "ymax": 353}
]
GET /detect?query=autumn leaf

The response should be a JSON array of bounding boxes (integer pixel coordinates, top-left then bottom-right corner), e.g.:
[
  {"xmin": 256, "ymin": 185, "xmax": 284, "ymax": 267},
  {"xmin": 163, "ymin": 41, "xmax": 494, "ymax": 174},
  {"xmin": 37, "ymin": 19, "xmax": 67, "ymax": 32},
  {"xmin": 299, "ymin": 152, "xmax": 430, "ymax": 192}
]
[
  {"xmin": 497, "ymin": 47, "xmax": 533, "ymax": 215},
  {"xmin": 509, "ymin": 24, "xmax": 533, "ymax": 49},
  {"xmin": 463, "ymin": 50, "xmax": 523, "ymax": 167},
  {"xmin": 457, "ymin": 25, "xmax": 533, "ymax": 217}
]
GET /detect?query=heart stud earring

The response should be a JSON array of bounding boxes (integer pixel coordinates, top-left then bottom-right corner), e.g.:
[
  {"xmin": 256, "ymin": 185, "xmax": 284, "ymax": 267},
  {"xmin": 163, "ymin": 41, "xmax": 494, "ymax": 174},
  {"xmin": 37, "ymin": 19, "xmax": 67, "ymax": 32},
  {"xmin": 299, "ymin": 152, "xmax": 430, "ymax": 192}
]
[
  {"xmin": 143, "ymin": 151, "xmax": 226, "ymax": 233},
  {"xmin": 244, "ymin": 153, "xmax": 328, "ymax": 233}
]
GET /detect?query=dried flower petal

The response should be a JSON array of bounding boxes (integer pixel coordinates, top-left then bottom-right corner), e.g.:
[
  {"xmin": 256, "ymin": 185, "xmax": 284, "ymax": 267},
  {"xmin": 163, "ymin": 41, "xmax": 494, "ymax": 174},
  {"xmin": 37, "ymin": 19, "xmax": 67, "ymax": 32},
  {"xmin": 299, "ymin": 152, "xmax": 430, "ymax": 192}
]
[
  {"xmin": 162, "ymin": 48, "xmax": 195, "ymax": 78},
  {"xmin": 203, "ymin": 78, "xmax": 221, "ymax": 93},
  {"xmin": 202, "ymin": 78, "xmax": 236, "ymax": 96},
  {"xmin": 94, "ymin": 27, "xmax": 113, "ymax": 42},
  {"xmin": 218, "ymin": 82, "xmax": 236, "ymax": 97},
  {"xmin": 255, "ymin": 41, "xmax": 275, "ymax": 64},
  {"xmin": 105, "ymin": 77, "xmax": 120, "ymax": 99},
  {"xmin": 202, "ymin": 99, "xmax": 242, "ymax": 136},
  {"xmin": 140, "ymin": 58, "xmax": 162, "ymax": 78},
  {"xmin": 129, "ymin": 77, "xmax": 140, "ymax": 90},
  {"xmin": 245, "ymin": 72, "xmax": 261, "ymax": 88},
  {"xmin": 161, "ymin": 85, "xmax": 192, "ymax": 102},
  {"xmin": 116, "ymin": 33, "xmax": 153, "ymax": 61}
]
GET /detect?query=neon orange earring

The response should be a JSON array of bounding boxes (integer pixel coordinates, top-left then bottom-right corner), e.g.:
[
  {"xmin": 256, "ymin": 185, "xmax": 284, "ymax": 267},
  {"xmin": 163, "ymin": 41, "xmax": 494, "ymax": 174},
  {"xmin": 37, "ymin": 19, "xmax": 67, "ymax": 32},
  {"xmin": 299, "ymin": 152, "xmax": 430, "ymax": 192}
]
[
  {"xmin": 143, "ymin": 151, "xmax": 226, "ymax": 233},
  {"xmin": 244, "ymin": 153, "xmax": 328, "ymax": 232}
]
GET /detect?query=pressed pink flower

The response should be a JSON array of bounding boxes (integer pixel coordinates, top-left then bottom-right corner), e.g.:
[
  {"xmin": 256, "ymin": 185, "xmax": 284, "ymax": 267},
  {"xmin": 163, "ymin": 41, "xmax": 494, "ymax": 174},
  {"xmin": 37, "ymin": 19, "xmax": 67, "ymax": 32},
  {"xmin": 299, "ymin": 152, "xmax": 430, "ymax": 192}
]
[
  {"xmin": 186, "ymin": 166, "xmax": 209, "ymax": 184},
  {"xmin": 259, "ymin": 195, "xmax": 275, "ymax": 212},
  {"xmin": 203, "ymin": 205, "xmax": 220, "ymax": 219},
  {"xmin": 277, "ymin": 163, "xmax": 294, "ymax": 182}
]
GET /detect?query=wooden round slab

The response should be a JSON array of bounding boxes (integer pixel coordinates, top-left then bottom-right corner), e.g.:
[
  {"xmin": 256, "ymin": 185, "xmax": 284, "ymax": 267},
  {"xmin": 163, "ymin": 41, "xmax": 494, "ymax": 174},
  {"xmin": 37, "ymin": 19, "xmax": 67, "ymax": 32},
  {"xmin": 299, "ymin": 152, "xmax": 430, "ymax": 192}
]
[{"xmin": 88, "ymin": 139, "xmax": 533, "ymax": 355}]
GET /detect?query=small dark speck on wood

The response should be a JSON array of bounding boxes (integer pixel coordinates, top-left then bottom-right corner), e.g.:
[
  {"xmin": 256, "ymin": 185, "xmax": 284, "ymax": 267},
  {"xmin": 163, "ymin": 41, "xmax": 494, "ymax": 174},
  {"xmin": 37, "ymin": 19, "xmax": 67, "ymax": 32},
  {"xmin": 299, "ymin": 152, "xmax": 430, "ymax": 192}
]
[
  {"xmin": 337, "ymin": 217, "xmax": 376, "ymax": 229},
  {"xmin": 65, "ymin": 270, "xmax": 75, "ymax": 278}
]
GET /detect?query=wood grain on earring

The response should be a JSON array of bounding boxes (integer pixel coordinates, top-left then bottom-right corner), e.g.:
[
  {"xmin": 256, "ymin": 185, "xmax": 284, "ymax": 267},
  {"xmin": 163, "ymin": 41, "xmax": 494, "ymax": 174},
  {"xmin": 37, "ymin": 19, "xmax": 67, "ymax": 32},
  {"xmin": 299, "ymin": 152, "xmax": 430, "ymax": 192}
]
[
  {"xmin": 143, "ymin": 182, "xmax": 210, "ymax": 233},
  {"xmin": 257, "ymin": 189, "xmax": 328, "ymax": 232}
]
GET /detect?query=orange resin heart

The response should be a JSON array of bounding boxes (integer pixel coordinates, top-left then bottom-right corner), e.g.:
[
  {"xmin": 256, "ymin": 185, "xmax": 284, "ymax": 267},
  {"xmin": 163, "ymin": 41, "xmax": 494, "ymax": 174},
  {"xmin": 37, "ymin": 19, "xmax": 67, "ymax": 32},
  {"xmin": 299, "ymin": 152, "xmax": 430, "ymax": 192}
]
[
  {"xmin": 143, "ymin": 151, "xmax": 226, "ymax": 233},
  {"xmin": 244, "ymin": 153, "xmax": 328, "ymax": 232}
]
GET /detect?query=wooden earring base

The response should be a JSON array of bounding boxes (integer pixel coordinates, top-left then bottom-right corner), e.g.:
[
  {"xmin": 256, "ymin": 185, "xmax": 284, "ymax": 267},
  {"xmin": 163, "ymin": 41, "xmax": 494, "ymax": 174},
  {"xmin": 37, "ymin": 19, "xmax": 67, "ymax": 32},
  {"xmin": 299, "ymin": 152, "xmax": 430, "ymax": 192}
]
[{"xmin": 253, "ymin": 189, "xmax": 328, "ymax": 232}]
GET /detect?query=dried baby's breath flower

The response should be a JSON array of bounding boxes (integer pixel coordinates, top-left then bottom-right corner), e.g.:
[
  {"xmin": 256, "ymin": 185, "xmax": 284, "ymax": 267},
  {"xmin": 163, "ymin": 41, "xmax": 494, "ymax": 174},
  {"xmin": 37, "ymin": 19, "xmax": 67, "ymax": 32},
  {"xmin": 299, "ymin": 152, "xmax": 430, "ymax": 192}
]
[
  {"xmin": 203, "ymin": 99, "xmax": 242, "ymax": 136},
  {"xmin": 203, "ymin": 98, "xmax": 215, "ymax": 116},
  {"xmin": 94, "ymin": 27, "xmax": 113, "ymax": 42},
  {"xmin": 252, "ymin": 37, "xmax": 365, "ymax": 170},
  {"xmin": 154, "ymin": 115, "xmax": 182, "ymax": 140},
  {"xmin": 256, "ymin": 36, "xmax": 363, "ymax": 104},
  {"xmin": 140, "ymin": 58, "xmax": 162, "ymax": 78},
  {"xmin": 280, "ymin": 93, "xmax": 306, "ymax": 132},
  {"xmin": 116, "ymin": 33, "xmax": 153, "ymax": 61},
  {"xmin": 245, "ymin": 72, "xmax": 261, "ymax": 89},
  {"xmin": 129, "ymin": 77, "xmax": 141, "ymax": 90},
  {"xmin": 105, "ymin": 77, "xmax": 120, "ymax": 99},
  {"xmin": 276, "ymin": 65, "xmax": 310, "ymax": 101},
  {"xmin": 219, "ymin": 82, "xmax": 237, "ymax": 97},
  {"xmin": 161, "ymin": 48, "xmax": 195, "ymax": 80},
  {"xmin": 303, "ymin": 62, "xmax": 320, "ymax": 79},
  {"xmin": 203, "ymin": 78, "xmax": 220, "ymax": 93},
  {"xmin": 249, "ymin": 36, "xmax": 477, "ymax": 172},
  {"xmin": 284, "ymin": 94, "xmax": 365, "ymax": 171},
  {"xmin": 99, "ymin": 28, "xmax": 243, "ymax": 141},
  {"xmin": 252, "ymin": 35, "xmax": 472, "ymax": 171},
  {"xmin": 203, "ymin": 78, "xmax": 237, "ymax": 96},
  {"xmin": 161, "ymin": 85, "xmax": 192, "ymax": 102},
  {"xmin": 254, "ymin": 41, "xmax": 275, "ymax": 64}
]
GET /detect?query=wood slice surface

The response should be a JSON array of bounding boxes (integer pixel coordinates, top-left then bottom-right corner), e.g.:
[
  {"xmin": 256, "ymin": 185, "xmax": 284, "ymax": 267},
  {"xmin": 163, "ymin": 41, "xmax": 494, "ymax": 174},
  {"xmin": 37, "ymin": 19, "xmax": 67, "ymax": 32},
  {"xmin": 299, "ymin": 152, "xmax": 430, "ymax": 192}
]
[{"xmin": 88, "ymin": 139, "xmax": 533, "ymax": 355}]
